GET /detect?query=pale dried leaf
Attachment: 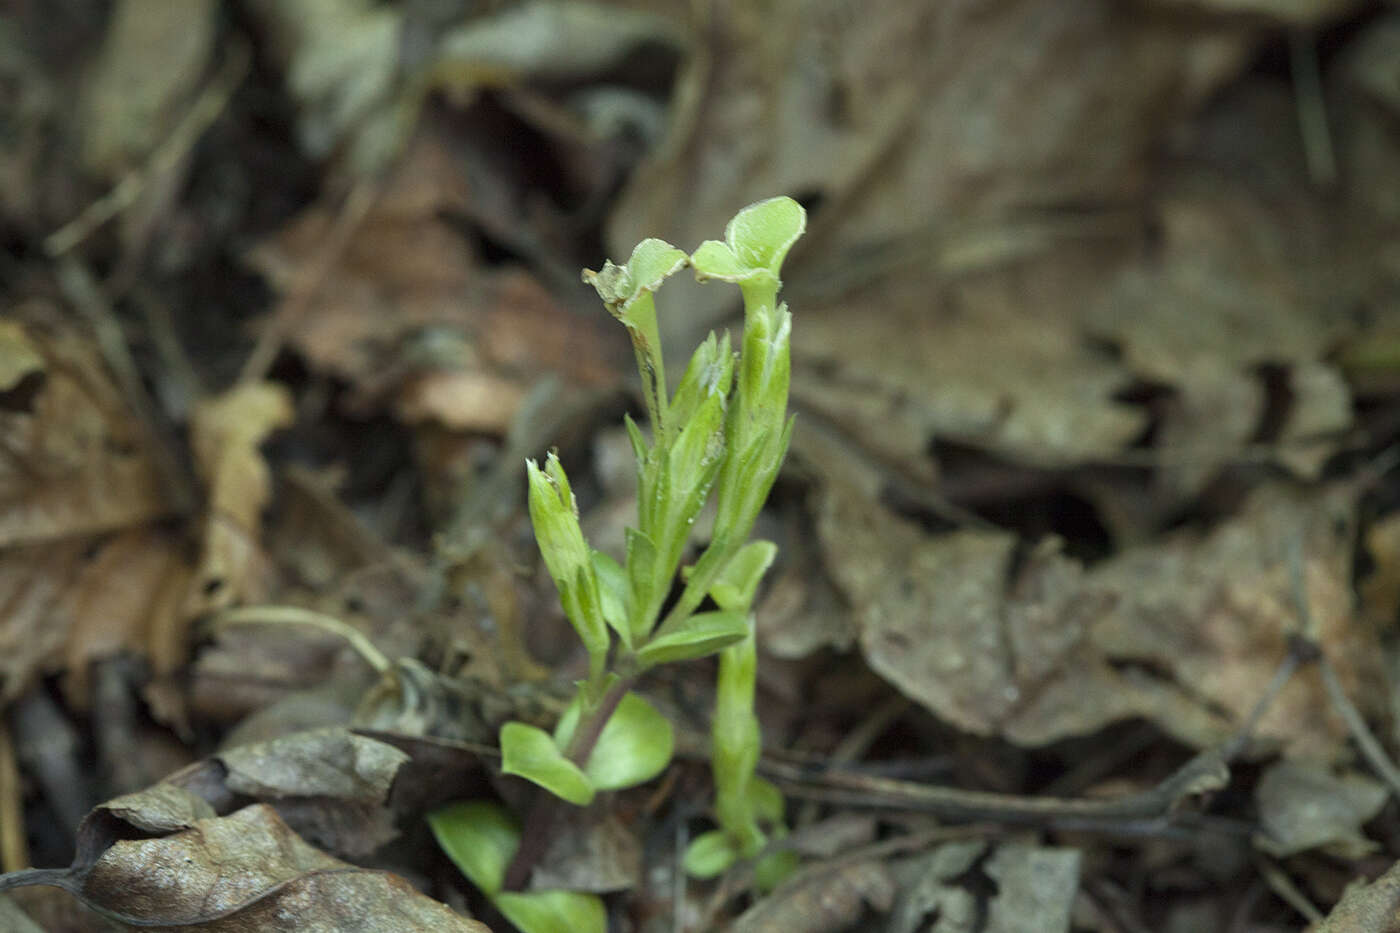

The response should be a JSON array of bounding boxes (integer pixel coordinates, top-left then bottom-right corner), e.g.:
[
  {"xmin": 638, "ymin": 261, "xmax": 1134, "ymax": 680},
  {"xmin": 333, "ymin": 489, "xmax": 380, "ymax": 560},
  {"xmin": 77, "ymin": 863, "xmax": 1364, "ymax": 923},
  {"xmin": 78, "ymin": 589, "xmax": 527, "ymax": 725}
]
[
  {"xmin": 0, "ymin": 316, "xmax": 172, "ymax": 548},
  {"xmin": 78, "ymin": 0, "xmax": 218, "ymax": 176},
  {"xmin": 185, "ymin": 380, "xmax": 293, "ymax": 615},
  {"xmin": 1256, "ymin": 761, "xmax": 1389, "ymax": 859},
  {"xmin": 1007, "ymin": 482, "xmax": 1380, "ymax": 755},
  {"xmin": 983, "ymin": 845, "xmax": 1080, "ymax": 933}
]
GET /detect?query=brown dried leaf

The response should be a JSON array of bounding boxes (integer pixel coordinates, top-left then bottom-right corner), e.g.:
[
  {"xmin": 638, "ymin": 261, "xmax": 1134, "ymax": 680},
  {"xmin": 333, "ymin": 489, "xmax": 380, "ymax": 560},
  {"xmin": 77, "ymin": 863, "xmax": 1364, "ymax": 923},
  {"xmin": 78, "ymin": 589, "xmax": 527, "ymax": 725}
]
[
  {"xmin": 792, "ymin": 244, "xmax": 1144, "ymax": 480},
  {"xmin": 823, "ymin": 473, "xmax": 1379, "ymax": 755},
  {"xmin": 14, "ymin": 801, "xmax": 489, "ymax": 931},
  {"xmin": 733, "ymin": 858, "xmax": 897, "ymax": 933},
  {"xmin": 0, "ymin": 316, "xmax": 172, "ymax": 547},
  {"xmin": 184, "ymin": 380, "xmax": 293, "ymax": 615},
  {"xmin": 611, "ymin": 0, "xmax": 1256, "ymax": 346},
  {"xmin": 60, "ymin": 527, "xmax": 192, "ymax": 707},
  {"xmin": 817, "ymin": 475, "xmax": 1102, "ymax": 736},
  {"xmin": 216, "ymin": 729, "xmax": 410, "ymax": 858},
  {"xmin": 1084, "ymin": 175, "xmax": 1350, "ymax": 495},
  {"xmin": 0, "ymin": 540, "xmax": 88, "ymax": 702},
  {"xmin": 246, "ymin": 131, "xmax": 617, "ymax": 430},
  {"xmin": 1008, "ymin": 482, "xmax": 1381, "ymax": 755}
]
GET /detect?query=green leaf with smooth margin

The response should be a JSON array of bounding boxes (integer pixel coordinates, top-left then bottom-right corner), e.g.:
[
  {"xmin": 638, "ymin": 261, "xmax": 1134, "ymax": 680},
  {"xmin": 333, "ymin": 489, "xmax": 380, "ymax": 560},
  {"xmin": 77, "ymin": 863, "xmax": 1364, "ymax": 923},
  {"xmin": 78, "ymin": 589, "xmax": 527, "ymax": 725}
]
[
  {"xmin": 690, "ymin": 197, "xmax": 806, "ymax": 284},
  {"xmin": 500, "ymin": 721, "xmax": 594, "ymax": 805},
  {"xmin": 637, "ymin": 610, "xmax": 749, "ymax": 668},
  {"xmin": 554, "ymin": 691, "xmax": 674, "ymax": 791},
  {"xmin": 591, "ymin": 549, "xmax": 630, "ymax": 647},
  {"xmin": 427, "ymin": 799, "xmax": 519, "ymax": 896},
  {"xmin": 709, "ymin": 540, "xmax": 777, "ymax": 612},
  {"xmin": 684, "ymin": 830, "xmax": 740, "ymax": 878},
  {"xmin": 495, "ymin": 890, "xmax": 607, "ymax": 933}
]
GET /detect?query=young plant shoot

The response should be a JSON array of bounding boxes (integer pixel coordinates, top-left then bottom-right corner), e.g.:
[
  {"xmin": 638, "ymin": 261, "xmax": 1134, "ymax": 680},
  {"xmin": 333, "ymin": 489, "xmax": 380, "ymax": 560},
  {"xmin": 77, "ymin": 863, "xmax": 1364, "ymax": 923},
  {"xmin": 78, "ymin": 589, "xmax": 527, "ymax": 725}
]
[{"xmin": 430, "ymin": 197, "xmax": 805, "ymax": 931}]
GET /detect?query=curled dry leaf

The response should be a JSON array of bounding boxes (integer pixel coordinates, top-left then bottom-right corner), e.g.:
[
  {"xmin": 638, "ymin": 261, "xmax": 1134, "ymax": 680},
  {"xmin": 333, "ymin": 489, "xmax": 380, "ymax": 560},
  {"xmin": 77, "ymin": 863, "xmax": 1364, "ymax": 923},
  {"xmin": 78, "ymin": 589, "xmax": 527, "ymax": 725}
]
[
  {"xmin": 2, "ymin": 797, "xmax": 488, "ymax": 932},
  {"xmin": 215, "ymin": 728, "xmax": 410, "ymax": 858},
  {"xmin": 184, "ymin": 380, "xmax": 293, "ymax": 616}
]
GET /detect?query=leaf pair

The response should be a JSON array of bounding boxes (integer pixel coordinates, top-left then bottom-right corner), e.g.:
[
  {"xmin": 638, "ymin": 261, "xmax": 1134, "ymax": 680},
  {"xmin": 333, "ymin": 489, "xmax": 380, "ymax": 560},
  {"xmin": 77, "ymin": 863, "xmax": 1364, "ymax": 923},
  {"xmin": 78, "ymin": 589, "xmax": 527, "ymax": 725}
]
[
  {"xmin": 500, "ymin": 687, "xmax": 673, "ymax": 806},
  {"xmin": 429, "ymin": 801, "xmax": 605, "ymax": 933}
]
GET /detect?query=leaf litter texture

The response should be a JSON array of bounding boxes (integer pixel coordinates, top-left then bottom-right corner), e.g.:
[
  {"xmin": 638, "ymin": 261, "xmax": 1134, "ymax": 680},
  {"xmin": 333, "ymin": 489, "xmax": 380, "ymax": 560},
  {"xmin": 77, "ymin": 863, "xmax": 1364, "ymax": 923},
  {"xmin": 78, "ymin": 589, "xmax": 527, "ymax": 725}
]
[{"xmin": 819, "ymin": 475, "xmax": 1383, "ymax": 758}]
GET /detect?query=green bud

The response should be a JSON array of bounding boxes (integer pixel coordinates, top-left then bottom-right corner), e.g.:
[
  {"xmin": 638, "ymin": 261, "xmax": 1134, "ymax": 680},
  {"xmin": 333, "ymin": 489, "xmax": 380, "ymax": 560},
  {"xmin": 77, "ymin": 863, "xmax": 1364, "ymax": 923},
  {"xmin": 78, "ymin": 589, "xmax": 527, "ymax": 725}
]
[{"xmin": 526, "ymin": 453, "xmax": 608, "ymax": 673}]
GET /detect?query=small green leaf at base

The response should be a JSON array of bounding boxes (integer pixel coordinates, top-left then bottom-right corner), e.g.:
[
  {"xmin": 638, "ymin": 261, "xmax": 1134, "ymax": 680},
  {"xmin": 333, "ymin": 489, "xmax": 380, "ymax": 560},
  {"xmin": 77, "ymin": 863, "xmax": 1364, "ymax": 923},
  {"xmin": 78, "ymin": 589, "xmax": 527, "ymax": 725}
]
[
  {"xmin": 495, "ymin": 889, "xmax": 607, "ymax": 933},
  {"xmin": 583, "ymin": 691, "xmax": 674, "ymax": 791},
  {"xmin": 427, "ymin": 799, "xmax": 519, "ymax": 896},
  {"xmin": 684, "ymin": 830, "xmax": 741, "ymax": 878},
  {"xmin": 637, "ymin": 611, "xmax": 750, "ymax": 669},
  {"xmin": 754, "ymin": 849, "xmax": 801, "ymax": 894},
  {"xmin": 500, "ymin": 721, "xmax": 595, "ymax": 806}
]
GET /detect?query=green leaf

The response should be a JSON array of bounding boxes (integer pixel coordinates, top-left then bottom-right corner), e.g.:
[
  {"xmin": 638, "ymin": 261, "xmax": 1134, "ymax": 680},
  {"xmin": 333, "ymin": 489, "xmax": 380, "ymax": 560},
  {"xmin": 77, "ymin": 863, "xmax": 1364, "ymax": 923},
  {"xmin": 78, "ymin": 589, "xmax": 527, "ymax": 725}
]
[
  {"xmin": 624, "ymin": 527, "xmax": 659, "ymax": 641},
  {"xmin": 690, "ymin": 197, "xmax": 806, "ymax": 284},
  {"xmin": 754, "ymin": 849, "xmax": 800, "ymax": 894},
  {"xmin": 495, "ymin": 890, "xmax": 607, "ymax": 933},
  {"xmin": 500, "ymin": 721, "xmax": 595, "ymax": 806},
  {"xmin": 709, "ymin": 540, "xmax": 777, "ymax": 612},
  {"xmin": 582, "ymin": 691, "xmax": 674, "ymax": 791},
  {"xmin": 427, "ymin": 799, "xmax": 519, "ymax": 896},
  {"xmin": 580, "ymin": 238, "xmax": 687, "ymax": 317},
  {"xmin": 749, "ymin": 776, "xmax": 786, "ymax": 825},
  {"xmin": 684, "ymin": 830, "xmax": 740, "ymax": 878},
  {"xmin": 725, "ymin": 196, "xmax": 806, "ymax": 272},
  {"xmin": 591, "ymin": 550, "xmax": 630, "ymax": 647},
  {"xmin": 636, "ymin": 610, "xmax": 749, "ymax": 669},
  {"xmin": 526, "ymin": 454, "xmax": 607, "ymax": 667},
  {"xmin": 668, "ymin": 331, "xmax": 732, "ymax": 430}
]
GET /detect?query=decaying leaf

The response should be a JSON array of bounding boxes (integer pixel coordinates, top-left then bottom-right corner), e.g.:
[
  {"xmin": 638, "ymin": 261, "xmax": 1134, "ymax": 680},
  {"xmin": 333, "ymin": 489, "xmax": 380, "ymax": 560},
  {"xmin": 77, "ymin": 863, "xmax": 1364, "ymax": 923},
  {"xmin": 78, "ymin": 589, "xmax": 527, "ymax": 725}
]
[
  {"xmin": 245, "ymin": 131, "xmax": 618, "ymax": 431},
  {"xmin": 611, "ymin": 0, "xmax": 1258, "ymax": 347},
  {"xmin": 1255, "ymin": 761, "xmax": 1389, "ymax": 859},
  {"xmin": 184, "ymin": 380, "xmax": 293, "ymax": 616},
  {"xmin": 0, "ymin": 315, "xmax": 172, "ymax": 547},
  {"xmin": 816, "ymin": 473, "xmax": 1104, "ymax": 737},
  {"xmin": 0, "ymin": 316, "xmax": 183, "ymax": 702},
  {"xmin": 2, "ymin": 796, "xmax": 488, "ymax": 932},
  {"xmin": 733, "ymin": 857, "xmax": 897, "ymax": 933},
  {"xmin": 887, "ymin": 841, "xmax": 987, "ymax": 933},
  {"xmin": 820, "ymin": 472, "xmax": 1381, "ymax": 756}
]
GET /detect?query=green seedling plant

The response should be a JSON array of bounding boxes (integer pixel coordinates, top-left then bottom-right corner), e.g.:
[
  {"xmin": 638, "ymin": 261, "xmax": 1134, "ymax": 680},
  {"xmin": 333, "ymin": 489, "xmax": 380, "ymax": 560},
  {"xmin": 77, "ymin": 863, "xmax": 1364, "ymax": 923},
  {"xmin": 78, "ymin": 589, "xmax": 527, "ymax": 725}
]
[{"xmin": 428, "ymin": 197, "xmax": 805, "ymax": 933}]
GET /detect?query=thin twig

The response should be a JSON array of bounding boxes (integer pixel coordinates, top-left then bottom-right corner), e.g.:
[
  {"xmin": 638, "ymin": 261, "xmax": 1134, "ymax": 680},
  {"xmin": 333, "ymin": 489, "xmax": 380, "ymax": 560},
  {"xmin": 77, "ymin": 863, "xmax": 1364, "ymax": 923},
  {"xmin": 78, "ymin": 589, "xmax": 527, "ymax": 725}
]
[
  {"xmin": 1255, "ymin": 854, "xmax": 1325, "ymax": 926},
  {"xmin": 44, "ymin": 44, "xmax": 249, "ymax": 257},
  {"xmin": 1289, "ymin": 29, "xmax": 1336, "ymax": 189},
  {"xmin": 211, "ymin": 606, "xmax": 392, "ymax": 674}
]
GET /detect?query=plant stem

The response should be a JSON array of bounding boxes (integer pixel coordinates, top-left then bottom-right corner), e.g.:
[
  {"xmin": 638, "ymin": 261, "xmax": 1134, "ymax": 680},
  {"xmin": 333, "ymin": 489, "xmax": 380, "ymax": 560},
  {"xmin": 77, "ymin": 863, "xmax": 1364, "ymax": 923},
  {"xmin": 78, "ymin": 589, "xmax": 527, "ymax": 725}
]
[{"xmin": 502, "ymin": 675, "xmax": 636, "ymax": 891}]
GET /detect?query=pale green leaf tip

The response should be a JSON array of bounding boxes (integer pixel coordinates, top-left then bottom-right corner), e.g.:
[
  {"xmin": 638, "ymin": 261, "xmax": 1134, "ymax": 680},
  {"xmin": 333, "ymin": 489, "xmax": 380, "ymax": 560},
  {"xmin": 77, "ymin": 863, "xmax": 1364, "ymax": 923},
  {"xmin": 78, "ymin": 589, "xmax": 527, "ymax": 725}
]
[
  {"xmin": 583, "ymin": 238, "xmax": 686, "ymax": 312},
  {"xmin": 691, "ymin": 196, "xmax": 806, "ymax": 283}
]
